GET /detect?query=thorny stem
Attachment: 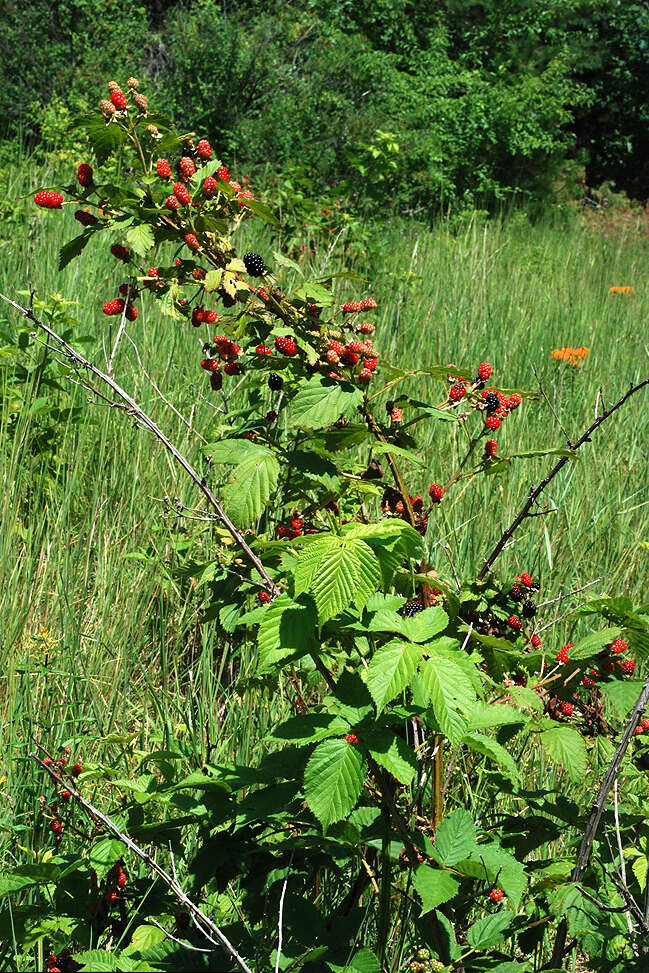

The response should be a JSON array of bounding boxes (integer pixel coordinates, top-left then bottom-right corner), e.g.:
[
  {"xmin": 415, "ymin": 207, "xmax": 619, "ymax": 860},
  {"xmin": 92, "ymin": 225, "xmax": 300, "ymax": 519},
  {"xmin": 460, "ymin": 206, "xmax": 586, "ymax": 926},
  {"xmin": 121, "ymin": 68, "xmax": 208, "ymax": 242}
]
[
  {"xmin": 478, "ymin": 375, "xmax": 649, "ymax": 580},
  {"xmin": 548, "ymin": 673, "xmax": 649, "ymax": 968},
  {"xmin": 0, "ymin": 293, "xmax": 279, "ymax": 595},
  {"xmin": 31, "ymin": 748, "xmax": 254, "ymax": 973}
]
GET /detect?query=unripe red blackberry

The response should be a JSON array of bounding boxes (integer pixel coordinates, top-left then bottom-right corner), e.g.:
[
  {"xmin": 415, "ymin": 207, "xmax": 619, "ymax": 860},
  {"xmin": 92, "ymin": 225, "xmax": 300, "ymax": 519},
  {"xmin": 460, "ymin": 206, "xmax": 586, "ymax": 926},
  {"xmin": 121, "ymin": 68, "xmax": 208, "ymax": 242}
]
[
  {"xmin": 610, "ymin": 639, "xmax": 628, "ymax": 654},
  {"xmin": 110, "ymin": 243, "xmax": 130, "ymax": 262},
  {"xmin": 364, "ymin": 358, "xmax": 378, "ymax": 372},
  {"xmin": 489, "ymin": 889, "xmax": 504, "ymax": 903},
  {"xmin": 508, "ymin": 392, "xmax": 522, "ymax": 408},
  {"xmin": 485, "ymin": 415, "xmax": 501, "ymax": 431},
  {"xmin": 344, "ymin": 733, "xmax": 359, "ymax": 744},
  {"xmin": 100, "ymin": 99, "xmax": 116, "ymax": 118},
  {"xmin": 622, "ymin": 659, "xmax": 636, "ymax": 675},
  {"xmin": 243, "ymin": 252, "xmax": 266, "ymax": 277},
  {"xmin": 74, "ymin": 209, "xmax": 97, "ymax": 226},
  {"xmin": 225, "ymin": 362, "xmax": 242, "ymax": 376},
  {"xmin": 51, "ymin": 820, "xmax": 63, "ymax": 837},
  {"xmin": 275, "ymin": 336, "xmax": 298, "ymax": 356},
  {"xmin": 429, "ymin": 483, "xmax": 443, "ymax": 504},
  {"xmin": 70, "ymin": 762, "xmax": 83, "ymax": 777},
  {"xmin": 165, "ymin": 195, "xmax": 180, "ymax": 211},
  {"xmin": 125, "ymin": 304, "xmax": 137, "ymax": 322},
  {"xmin": 268, "ymin": 373, "xmax": 283, "ymax": 392},
  {"xmin": 530, "ymin": 633, "xmax": 542, "ymax": 648},
  {"xmin": 342, "ymin": 301, "xmax": 361, "ymax": 313},
  {"xmin": 205, "ymin": 310, "xmax": 218, "ymax": 324},
  {"xmin": 560, "ymin": 701, "xmax": 573, "ymax": 716},
  {"xmin": 358, "ymin": 367, "xmax": 373, "ymax": 383},
  {"xmin": 134, "ymin": 93, "xmax": 148, "ymax": 113},
  {"xmin": 184, "ymin": 233, "xmax": 200, "ymax": 251},
  {"xmin": 358, "ymin": 321, "xmax": 375, "ymax": 334},
  {"xmin": 201, "ymin": 358, "xmax": 216, "ymax": 371},
  {"xmin": 60, "ymin": 790, "xmax": 71, "ymax": 802},
  {"xmin": 520, "ymin": 572, "xmax": 533, "ymax": 587},
  {"xmin": 359, "ymin": 297, "xmax": 377, "ymax": 310},
  {"xmin": 256, "ymin": 344, "xmax": 272, "ymax": 356},
  {"xmin": 173, "ymin": 182, "xmax": 191, "ymax": 205},
  {"xmin": 203, "ymin": 175, "xmax": 217, "ymax": 197},
  {"xmin": 641, "ymin": 718, "xmax": 649, "ymax": 730},
  {"xmin": 197, "ymin": 139, "xmax": 212, "ymax": 159},
  {"xmin": 259, "ymin": 591, "xmax": 271, "ymax": 604},
  {"xmin": 217, "ymin": 165, "xmax": 228, "ymax": 182},
  {"xmin": 556, "ymin": 646, "xmax": 570, "ymax": 664},
  {"xmin": 77, "ymin": 163, "xmax": 93, "ymax": 187},
  {"xmin": 34, "ymin": 190, "xmax": 64, "ymax": 209},
  {"xmin": 179, "ymin": 156, "xmax": 196, "ymax": 179},
  {"xmin": 477, "ymin": 361, "xmax": 491, "ymax": 380},
  {"xmin": 110, "ymin": 90, "xmax": 127, "ymax": 110},
  {"xmin": 148, "ymin": 267, "xmax": 159, "ymax": 278},
  {"xmin": 484, "ymin": 438, "xmax": 497, "ymax": 457},
  {"xmin": 156, "ymin": 158, "xmax": 171, "ymax": 179},
  {"xmin": 343, "ymin": 349, "xmax": 360, "ymax": 365},
  {"xmin": 449, "ymin": 383, "xmax": 466, "ymax": 402},
  {"xmin": 507, "ymin": 616, "xmax": 521, "ymax": 631},
  {"xmin": 210, "ymin": 371, "xmax": 223, "ymax": 391},
  {"xmin": 102, "ymin": 299, "xmax": 125, "ymax": 316}
]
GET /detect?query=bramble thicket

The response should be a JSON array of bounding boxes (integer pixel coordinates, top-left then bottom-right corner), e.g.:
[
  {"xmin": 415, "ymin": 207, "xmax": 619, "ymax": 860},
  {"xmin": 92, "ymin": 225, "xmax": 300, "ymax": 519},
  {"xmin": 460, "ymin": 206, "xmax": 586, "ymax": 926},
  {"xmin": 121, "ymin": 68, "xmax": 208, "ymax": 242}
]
[{"xmin": 2, "ymin": 75, "xmax": 649, "ymax": 973}]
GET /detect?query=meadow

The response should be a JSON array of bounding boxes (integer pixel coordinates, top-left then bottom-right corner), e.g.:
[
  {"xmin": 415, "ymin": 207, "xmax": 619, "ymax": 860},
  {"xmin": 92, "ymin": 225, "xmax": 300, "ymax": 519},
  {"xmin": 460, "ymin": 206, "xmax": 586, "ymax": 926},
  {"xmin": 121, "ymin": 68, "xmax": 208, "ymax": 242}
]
[{"xmin": 2, "ymin": 149, "xmax": 649, "ymax": 970}]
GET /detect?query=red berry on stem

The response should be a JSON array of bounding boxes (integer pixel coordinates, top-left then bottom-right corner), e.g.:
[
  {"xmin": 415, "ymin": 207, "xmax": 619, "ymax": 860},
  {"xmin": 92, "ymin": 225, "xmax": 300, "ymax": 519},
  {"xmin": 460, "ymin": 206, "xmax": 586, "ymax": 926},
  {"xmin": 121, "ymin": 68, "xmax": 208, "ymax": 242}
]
[
  {"xmin": 344, "ymin": 733, "xmax": 359, "ymax": 745},
  {"xmin": 197, "ymin": 139, "xmax": 212, "ymax": 159},
  {"xmin": 110, "ymin": 90, "xmax": 127, "ymax": 110},
  {"xmin": 429, "ymin": 483, "xmax": 443, "ymax": 503},
  {"xmin": 179, "ymin": 156, "xmax": 196, "ymax": 179},
  {"xmin": 184, "ymin": 233, "xmax": 200, "ymax": 251},
  {"xmin": 610, "ymin": 639, "xmax": 628, "ymax": 654},
  {"xmin": 477, "ymin": 361, "xmax": 491, "ymax": 380},
  {"xmin": 74, "ymin": 209, "xmax": 97, "ymax": 226},
  {"xmin": 486, "ymin": 414, "xmax": 501, "ymax": 431},
  {"xmin": 449, "ymin": 383, "xmax": 466, "ymax": 402},
  {"xmin": 173, "ymin": 182, "xmax": 191, "ymax": 205},
  {"xmin": 508, "ymin": 392, "xmax": 522, "ymax": 408},
  {"xmin": 70, "ymin": 762, "xmax": 83, "ymax": 777},
  {"xmin": 165, "ymin": 195, "xmax": 180, "ymax": 211},
  {"xmin": 484, "ymin": 438, "xmax": 497, "ymax": 457},
  {"xmin": 217, "ymin": 165, "xmax": 228, "ymax": 182},
  {"xmin": 203, "ymin": 175, "xmax": 217, "ymax": 197},
  {"xmin": 77, "ymin": 163, "xmax": 93, "ymax": 187},
  {"xmin": 507, "ymin": 616, "xmax": 521, "ymax": 631},
  {"xmin": 156, "ymin": 158, "xmax": 171, "ymax": 179},
  {"xmin": 34, "ymin": 190, "xmax": 64, "ymax": 209},
  {"xmin": 489, "ymin": 888, "xmax": 504, "ymax": 903}
]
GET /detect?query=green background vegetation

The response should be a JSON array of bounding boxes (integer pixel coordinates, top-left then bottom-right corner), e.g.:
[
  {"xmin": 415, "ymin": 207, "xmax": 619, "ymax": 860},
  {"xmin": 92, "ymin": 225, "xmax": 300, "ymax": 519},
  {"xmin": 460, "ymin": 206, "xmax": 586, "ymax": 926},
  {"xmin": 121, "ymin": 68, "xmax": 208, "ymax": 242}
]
[{"xmin": 3, "ymin": 0, "xmax": 649, "ymax": 211}]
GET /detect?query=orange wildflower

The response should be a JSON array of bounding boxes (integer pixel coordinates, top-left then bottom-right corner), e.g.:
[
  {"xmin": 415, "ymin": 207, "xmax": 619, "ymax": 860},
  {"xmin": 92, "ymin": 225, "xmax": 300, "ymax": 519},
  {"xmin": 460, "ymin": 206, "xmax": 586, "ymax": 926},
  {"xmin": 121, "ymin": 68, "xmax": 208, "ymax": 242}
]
[
  {"xmin": 609, "ymin": 286, "xmax": 633, "ymax": 295},
  {"xmin": 551, "ymin": 347, "xmax": 589, "ymax": 367}
]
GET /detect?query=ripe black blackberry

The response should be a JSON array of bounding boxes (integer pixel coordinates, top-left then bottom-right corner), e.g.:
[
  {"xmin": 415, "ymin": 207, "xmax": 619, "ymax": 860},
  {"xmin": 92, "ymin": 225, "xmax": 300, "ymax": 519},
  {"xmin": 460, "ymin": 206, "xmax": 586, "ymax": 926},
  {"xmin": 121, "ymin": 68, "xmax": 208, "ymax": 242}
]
[
  {"xmin": 522, "ymin": 600, "xmax": 537, "ymax": 619},
  {"xmin": 268, "ymin": 373, "xmax": 283, "ymax": 392},
  {"xmin": 243, "ymin": 252, "xmax": 266, "ymax": 277},
  {"xmin": 403, "ymin": 598, "xmax": 424, "ymax": 617},
  {"xmin": 485, "ymin": 391, "xmax": 499, "ymax": 414},
  {"xmin": 510, "ymin": 582, "xmax": 523, "ymax": 601}
]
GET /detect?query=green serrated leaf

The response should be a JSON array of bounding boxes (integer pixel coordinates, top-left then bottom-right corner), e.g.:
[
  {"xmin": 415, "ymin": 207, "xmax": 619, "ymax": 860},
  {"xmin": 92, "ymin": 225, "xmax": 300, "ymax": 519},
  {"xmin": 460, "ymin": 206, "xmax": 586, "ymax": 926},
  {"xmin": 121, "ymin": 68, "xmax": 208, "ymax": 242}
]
[
  {"xmin": 433, "ymin": 809, "xmax": 477, "ymax": 865},
  {"xmin": 245, "ymin": 197, "xmax": 280, "ymax": 226},
  {"xmin": 58, "ymin": 231, "xmax": 93, "ymax": 271},
  {"xmin": 204, "ymin": 269, "xmax": 223, "ymax": 292},
  {"xmin": 303, "ymin": 738, "xmax": 366, "ymax": 831},
  {"xmin": 414, "ymin": 865, "xmax": 460, "ymax": 915},
  {"xmin": 462, "ymin": 732, "xmax": 521, "ymax": 784},
  {"xmin": 419, "ymin": 652, "xmax": 476, "ymax": 744},
  {"xmin": 256, "ymin": 594, "xmax": 317, "ymax": 673},
  {"xmin": 540, "ymin": 726, "xmax": 587, "ymax": 781},
  {"xmin": 466, "ymin": 912, "xmax": 513, "ymax": 950},
  {"xmin": 294, "ymin": 536, "xmax": 381, "ymax": 624},
  {"xmin": 125, "ymin": 223, "xmax": 155, "ymax": 257},
  {"xmin": 456, "ymin": 842, "xmax": 526, "ymax": 908},
  {"xmin": 570, "ymin": 626, "xmax": 623, "ymax": 660},
  {"xmin": 294, "ymin": 281, "xmax": 335, "ymax": 306},
  {"xmin": 367, "ymin": 730, "xmax": 417, "ymax": 784},
  {"xmin": 221, "ymin": 450, "xmax": 279, "ymax": 528},
  {"xmin": 291, "ymin": 377, "xmax": 363, "ymax": 430},
  {"xmin": 366, "ymin": 640, "xmax": 421, "ymax": 712}
]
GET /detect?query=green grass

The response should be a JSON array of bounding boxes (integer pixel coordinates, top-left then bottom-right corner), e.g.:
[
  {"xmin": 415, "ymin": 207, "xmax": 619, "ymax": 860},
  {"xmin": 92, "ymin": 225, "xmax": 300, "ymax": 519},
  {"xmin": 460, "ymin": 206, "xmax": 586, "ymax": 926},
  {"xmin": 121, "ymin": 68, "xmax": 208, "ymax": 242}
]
[{"xmin": 1, "ymin": 156, "xmax": 649, "ymax": 873}]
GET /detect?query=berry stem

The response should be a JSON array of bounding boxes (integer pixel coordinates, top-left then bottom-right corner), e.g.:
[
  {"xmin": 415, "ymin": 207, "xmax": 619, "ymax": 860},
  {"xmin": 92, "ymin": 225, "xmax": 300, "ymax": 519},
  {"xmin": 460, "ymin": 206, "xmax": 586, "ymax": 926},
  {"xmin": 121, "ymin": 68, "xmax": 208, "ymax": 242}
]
[{"xmin": 478, "ymin": 373, "xmax": 649, "ymax": 580}]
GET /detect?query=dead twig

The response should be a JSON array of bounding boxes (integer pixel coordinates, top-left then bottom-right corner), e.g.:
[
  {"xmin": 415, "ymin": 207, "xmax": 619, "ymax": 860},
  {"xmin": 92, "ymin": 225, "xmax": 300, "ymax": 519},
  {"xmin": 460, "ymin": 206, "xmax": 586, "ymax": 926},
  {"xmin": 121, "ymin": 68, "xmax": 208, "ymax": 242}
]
[
  {"xmin": 478, "ymin": 377, "xmax": 649, "ymax": 580},
  {"xmin": 1, "ymin": 292, "xmax": 277, "ymax": 595}
]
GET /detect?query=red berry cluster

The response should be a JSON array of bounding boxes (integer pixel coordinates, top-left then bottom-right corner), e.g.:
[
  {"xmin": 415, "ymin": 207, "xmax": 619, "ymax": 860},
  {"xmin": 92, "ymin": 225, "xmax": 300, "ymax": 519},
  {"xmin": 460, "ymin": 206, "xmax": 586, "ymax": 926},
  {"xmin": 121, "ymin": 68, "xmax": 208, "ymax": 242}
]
[
  {"xmin": 276, "ymin": 335, "xmax": 298, "ymax": 356},
  {"xmin": 34, "ymin": 190, "xmax": 64, "ymax": 209},
  {"xmin": 276, "ymin": 515, "xmax": 307, "ymax": 539}
]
